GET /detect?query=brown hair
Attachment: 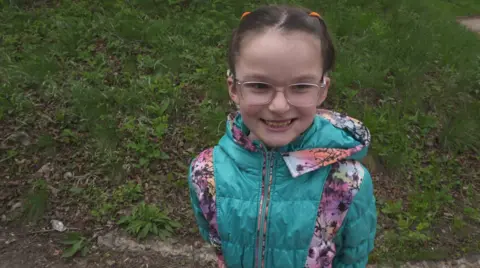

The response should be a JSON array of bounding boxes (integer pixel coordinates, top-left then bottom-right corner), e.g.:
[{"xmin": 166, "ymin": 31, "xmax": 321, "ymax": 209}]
[{"xmin": 227, "ymin": 5, "xmax": 335, "ymax": 78}]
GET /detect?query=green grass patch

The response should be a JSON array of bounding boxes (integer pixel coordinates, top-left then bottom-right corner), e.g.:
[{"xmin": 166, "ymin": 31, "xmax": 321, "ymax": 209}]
[
  {"xmin": 117, "ymin": 202, "xmax": 181, "ymax": 240},
  {"xmin": 60, "ymin": 232, "xmax": 91, "ymax": 258},
  {"xmin": 23, "ymin": 179, "xmax": 49, "ymax": 224}
]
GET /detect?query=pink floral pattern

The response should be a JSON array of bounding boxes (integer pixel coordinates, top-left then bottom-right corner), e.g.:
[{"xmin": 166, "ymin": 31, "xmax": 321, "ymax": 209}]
[
  {"xmin": 228, "ymin": 112, "xmax": 258, "ymax": 152},
  {"xmin": 190, "ymin": 148, "xmax": 225, "ymax": 267},
  {"xmin": 304, "ymin": 160, "xmax": 365, "ymax": 268},
  {"xmin": 283, "ymin": 110, "xmax": 370, "ymax": 178}
]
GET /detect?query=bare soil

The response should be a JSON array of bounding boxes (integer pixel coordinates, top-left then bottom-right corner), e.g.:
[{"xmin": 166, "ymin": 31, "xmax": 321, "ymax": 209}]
[
  {"xmin": 0, "ymin": 225, "xmax": 203, "ymax": 268},
  {"xmin": 457, "ymin": 16, "xmax": 480, "ymax": 33}
]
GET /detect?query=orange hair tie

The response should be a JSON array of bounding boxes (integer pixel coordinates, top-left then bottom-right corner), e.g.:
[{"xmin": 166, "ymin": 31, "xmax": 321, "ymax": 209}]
[
  {"xmin": 241, "ymin": 11, "xmax": 251, "ymax": 20},
  {"xmin": 309, "ymin": 12, "xmax": 322, "ymax": 19}
]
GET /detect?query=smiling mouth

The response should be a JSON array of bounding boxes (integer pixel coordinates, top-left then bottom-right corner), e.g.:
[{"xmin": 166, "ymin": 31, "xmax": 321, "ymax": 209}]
[{"xmin": 261, "ymin": 119, "xmax": 296, "ymax": 129}]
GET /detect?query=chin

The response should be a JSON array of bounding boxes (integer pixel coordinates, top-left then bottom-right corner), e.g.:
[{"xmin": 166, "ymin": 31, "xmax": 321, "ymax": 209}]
[{"xmin": 261, "ymin": 137, "xmax": 295, "ymax": 148}]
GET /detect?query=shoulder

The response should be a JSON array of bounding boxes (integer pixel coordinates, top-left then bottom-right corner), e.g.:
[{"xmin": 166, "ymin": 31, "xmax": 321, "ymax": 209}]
[
  {"xmin": 189, "ymin": 148, "xmax": 215, "ymax": 190},
  {"xmin": 190, "ymin": 148, "xmax": 214, "ymax": 172},
  {"xmin": 329, "ymin": 160, "xmax": 375, "ymax": 227},
  {"xmin": 328, "ymin": 160, "xmax": 375, "ymax": 217},
  {"xmin": 329, "ymin": 159, "xmax": 372, "ymax": 192}
]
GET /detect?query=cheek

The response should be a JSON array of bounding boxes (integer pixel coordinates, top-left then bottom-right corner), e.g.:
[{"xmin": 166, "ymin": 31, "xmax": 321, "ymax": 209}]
[
  {"xmin": 296, "ymin": 107, "xmax": 317, "ymax": 128},
  {"xmin": 239, "ymin": 104, "xmax": 263, "ymax": 118},
  {"xmin": 238, "ymin": 104, "xmax": 264, "ymax": 132},
  {"xmin": 298, "ymin": 107, "xmax": 317, "ymax": 119}
]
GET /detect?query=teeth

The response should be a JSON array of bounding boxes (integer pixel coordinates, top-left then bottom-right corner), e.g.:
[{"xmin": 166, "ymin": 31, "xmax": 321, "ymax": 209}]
[{"xmin": 264, "ymin": 120, "xmax": 292, "ymax": 128}]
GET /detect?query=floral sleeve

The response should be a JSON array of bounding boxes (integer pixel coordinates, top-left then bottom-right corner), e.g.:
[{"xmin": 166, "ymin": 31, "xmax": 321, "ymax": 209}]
[{"xmin": 188, "ymin": 148, "xmax": 225, "ymax": 268}]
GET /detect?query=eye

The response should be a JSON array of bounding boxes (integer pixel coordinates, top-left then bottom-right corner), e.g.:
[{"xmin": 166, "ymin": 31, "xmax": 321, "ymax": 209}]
[
  {"xmin": 243, "ymin": 82, "xmax": 273, "ymax": 92},
  {"xmin": 290, "ymin": 83, "xmax": 317, "ymax": 93}
]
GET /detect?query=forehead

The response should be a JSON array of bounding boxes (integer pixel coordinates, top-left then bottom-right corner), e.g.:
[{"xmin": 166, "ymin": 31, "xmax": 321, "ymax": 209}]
[{"xmin": 236, "ymin": 30, "xmax": 323, "ymax": 82}]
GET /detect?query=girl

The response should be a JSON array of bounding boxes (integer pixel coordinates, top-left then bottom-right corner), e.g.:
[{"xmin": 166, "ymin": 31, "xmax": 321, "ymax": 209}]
[{"xmin": 188, "ymin": 4, "xmax": 376, "ymax": 268}]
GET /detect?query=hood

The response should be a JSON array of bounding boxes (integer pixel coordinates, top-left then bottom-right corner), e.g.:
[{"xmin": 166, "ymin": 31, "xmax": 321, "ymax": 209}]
[{"xmin": 223, "ymin": 109, "xmax": 371, "ymax": 178}]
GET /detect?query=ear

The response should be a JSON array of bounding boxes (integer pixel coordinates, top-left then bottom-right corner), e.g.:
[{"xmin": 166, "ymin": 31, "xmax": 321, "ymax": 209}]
[
  {"xmin": 227, "ymin": 76, "xmax": 241, "ymax": 105},
  {"xmin": 317, "ymin": 76, "xmax": 330, "ymax": 105}
]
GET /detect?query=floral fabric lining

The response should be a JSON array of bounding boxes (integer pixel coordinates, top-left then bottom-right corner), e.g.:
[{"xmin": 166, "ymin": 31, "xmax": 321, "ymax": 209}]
[
  {"xmin": 190, "ymin": 148, "xmax": 225, "ymax": 268},
  {"xmin": 283, "ymin": 110, "xmax": 370, "ymax": 178},
  {"xmin": 304, "ymin": 160, "xmax": 364, "ymax": 268}
]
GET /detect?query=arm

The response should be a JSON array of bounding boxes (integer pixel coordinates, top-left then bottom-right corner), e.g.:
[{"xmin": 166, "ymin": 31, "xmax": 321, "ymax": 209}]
[
  {"xmin": 187, "ymin": 149, "xmax": 225, "ymax": 267},
  {"xmin": 333, "ymin": 167, "xmax": 377, "ymax": 267},
  {"xmin": 188, "ymin": 164, "xmax": 211, "ymax": 242}
]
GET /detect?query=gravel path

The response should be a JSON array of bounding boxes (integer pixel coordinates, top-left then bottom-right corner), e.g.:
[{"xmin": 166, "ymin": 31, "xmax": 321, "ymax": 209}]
[
  {"xmin": 457, "ymin": 16, "xmax": 480, "ymax": 33},
  {"xmin": 95, "ymin": 231, "xmax": 480, "ymax": 268},
  {"xmin": 2, "ymin": 224, "xmax": 480, "ymax": 268}
]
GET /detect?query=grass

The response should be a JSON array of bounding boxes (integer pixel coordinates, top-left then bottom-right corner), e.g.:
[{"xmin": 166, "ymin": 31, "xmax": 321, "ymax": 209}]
[
  {"xmin": 60, "ymin": 232, "xmax": 91, "ymax": 258},
  {"xmin": 0, "ymin": 0, "xmax": 479, "ymax": 264},
  {"xmin": 117, "ymin": 202, "xmax": 181, "ymax": 240}
]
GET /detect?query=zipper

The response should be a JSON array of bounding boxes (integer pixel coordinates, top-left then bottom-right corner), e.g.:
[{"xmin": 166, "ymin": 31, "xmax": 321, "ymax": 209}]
[{"xmin": 255, "ymin": 151, "xmax": 275, "ymax": 268}]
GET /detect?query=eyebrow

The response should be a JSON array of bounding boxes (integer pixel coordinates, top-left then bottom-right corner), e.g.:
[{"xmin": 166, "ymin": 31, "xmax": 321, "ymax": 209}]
[
  {"xmin": 292, "ymin": 75, "xmax": 320, "ymax": 82},
  {"xmin": 239, "ymin": 74, "xmax": 321, "ymax": 83},
  {"xmin": 240, "ymin": 74, "xmax": 272, "ymax": 81}
]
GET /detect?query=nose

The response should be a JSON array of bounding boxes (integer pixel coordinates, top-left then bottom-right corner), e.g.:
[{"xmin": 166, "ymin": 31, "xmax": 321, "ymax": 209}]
[{"xmin": 268, "ymin": 90, "xmax": 290, "ymax": 113}]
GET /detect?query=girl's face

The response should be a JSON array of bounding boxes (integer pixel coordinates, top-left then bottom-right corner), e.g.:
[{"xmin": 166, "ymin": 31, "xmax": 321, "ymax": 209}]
[{"xmin": 228, "ymin": 30, "xmax": 330, "ymax": 148}]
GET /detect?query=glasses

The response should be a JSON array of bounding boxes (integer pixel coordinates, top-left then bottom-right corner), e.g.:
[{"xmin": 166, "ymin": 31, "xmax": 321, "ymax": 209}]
[{"xmin": 235, "ymin": 80, "xmax": 324, "ymax": 107}]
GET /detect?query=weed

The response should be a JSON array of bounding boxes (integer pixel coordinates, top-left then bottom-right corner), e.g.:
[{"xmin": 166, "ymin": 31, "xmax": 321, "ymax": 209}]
[
  {"xmin": 117, "ymin": 202, "xmax": 181, "ymax": 240},
  {"xmin": 453, "ymin": 216, "xmax": 466, "ymax": 231},
  {"xmin": 37, "ymin": 135, "xmax": 56, "ymax": 150},
  {"xmin": 60, "ymin": 232, "xmax": 90, "ymax": 258},
  {"xmin": 90, "ymin": 201, "xmax": 115, "ymax": 221},
  {"xmin": 464, "ymin": 207, "xmax": 480, "ymax": 222},
  {"xmin": 166, "ymin": 172, "xmax": 188, "ymax": 189},
  {"xmin": 112, "ymin": 181, "xmax": 143, "ymax": 206},
  {"xmin": 59, "ymin": 129, "xmax": 79, "ymax": 144},
  {"xmin": 121, "ymin": 115, "xmax": 170, "ymax": 168},
  {"xmin": 23, "ymin": 179, "xmax": 49, "ymax": 224},
  {"xmin": 381, "ymin": 200, "xmax": 403, "ymax": 215},
  {"xmin": 90, "ymin": 182, "xmax": 143, "ymax": 221}
]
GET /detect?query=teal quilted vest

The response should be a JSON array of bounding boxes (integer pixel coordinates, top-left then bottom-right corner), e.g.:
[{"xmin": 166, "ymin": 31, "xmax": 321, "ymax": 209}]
[{"xmin": 189, "ymin": 110, "xmax": 377, "ymax": 268}]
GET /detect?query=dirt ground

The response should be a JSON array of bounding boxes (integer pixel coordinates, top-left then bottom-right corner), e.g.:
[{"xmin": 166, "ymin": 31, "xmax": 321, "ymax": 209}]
[
  {"xmin": 457, "ymin": 16, "xmax": 480, "ymax": 33},
  {"xmin": 0, "ymin": 226, "xmax": 208, "ymax": 268},
  {"xmin": 2, "ymin": 225, "xmax": 480, "ymax": 268}
]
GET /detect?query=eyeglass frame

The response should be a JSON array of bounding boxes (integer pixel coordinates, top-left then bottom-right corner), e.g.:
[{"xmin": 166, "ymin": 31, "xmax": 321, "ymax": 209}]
[{"xmin": 233, "ymin": 77, "xmax": 327, "ymax": 107}]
